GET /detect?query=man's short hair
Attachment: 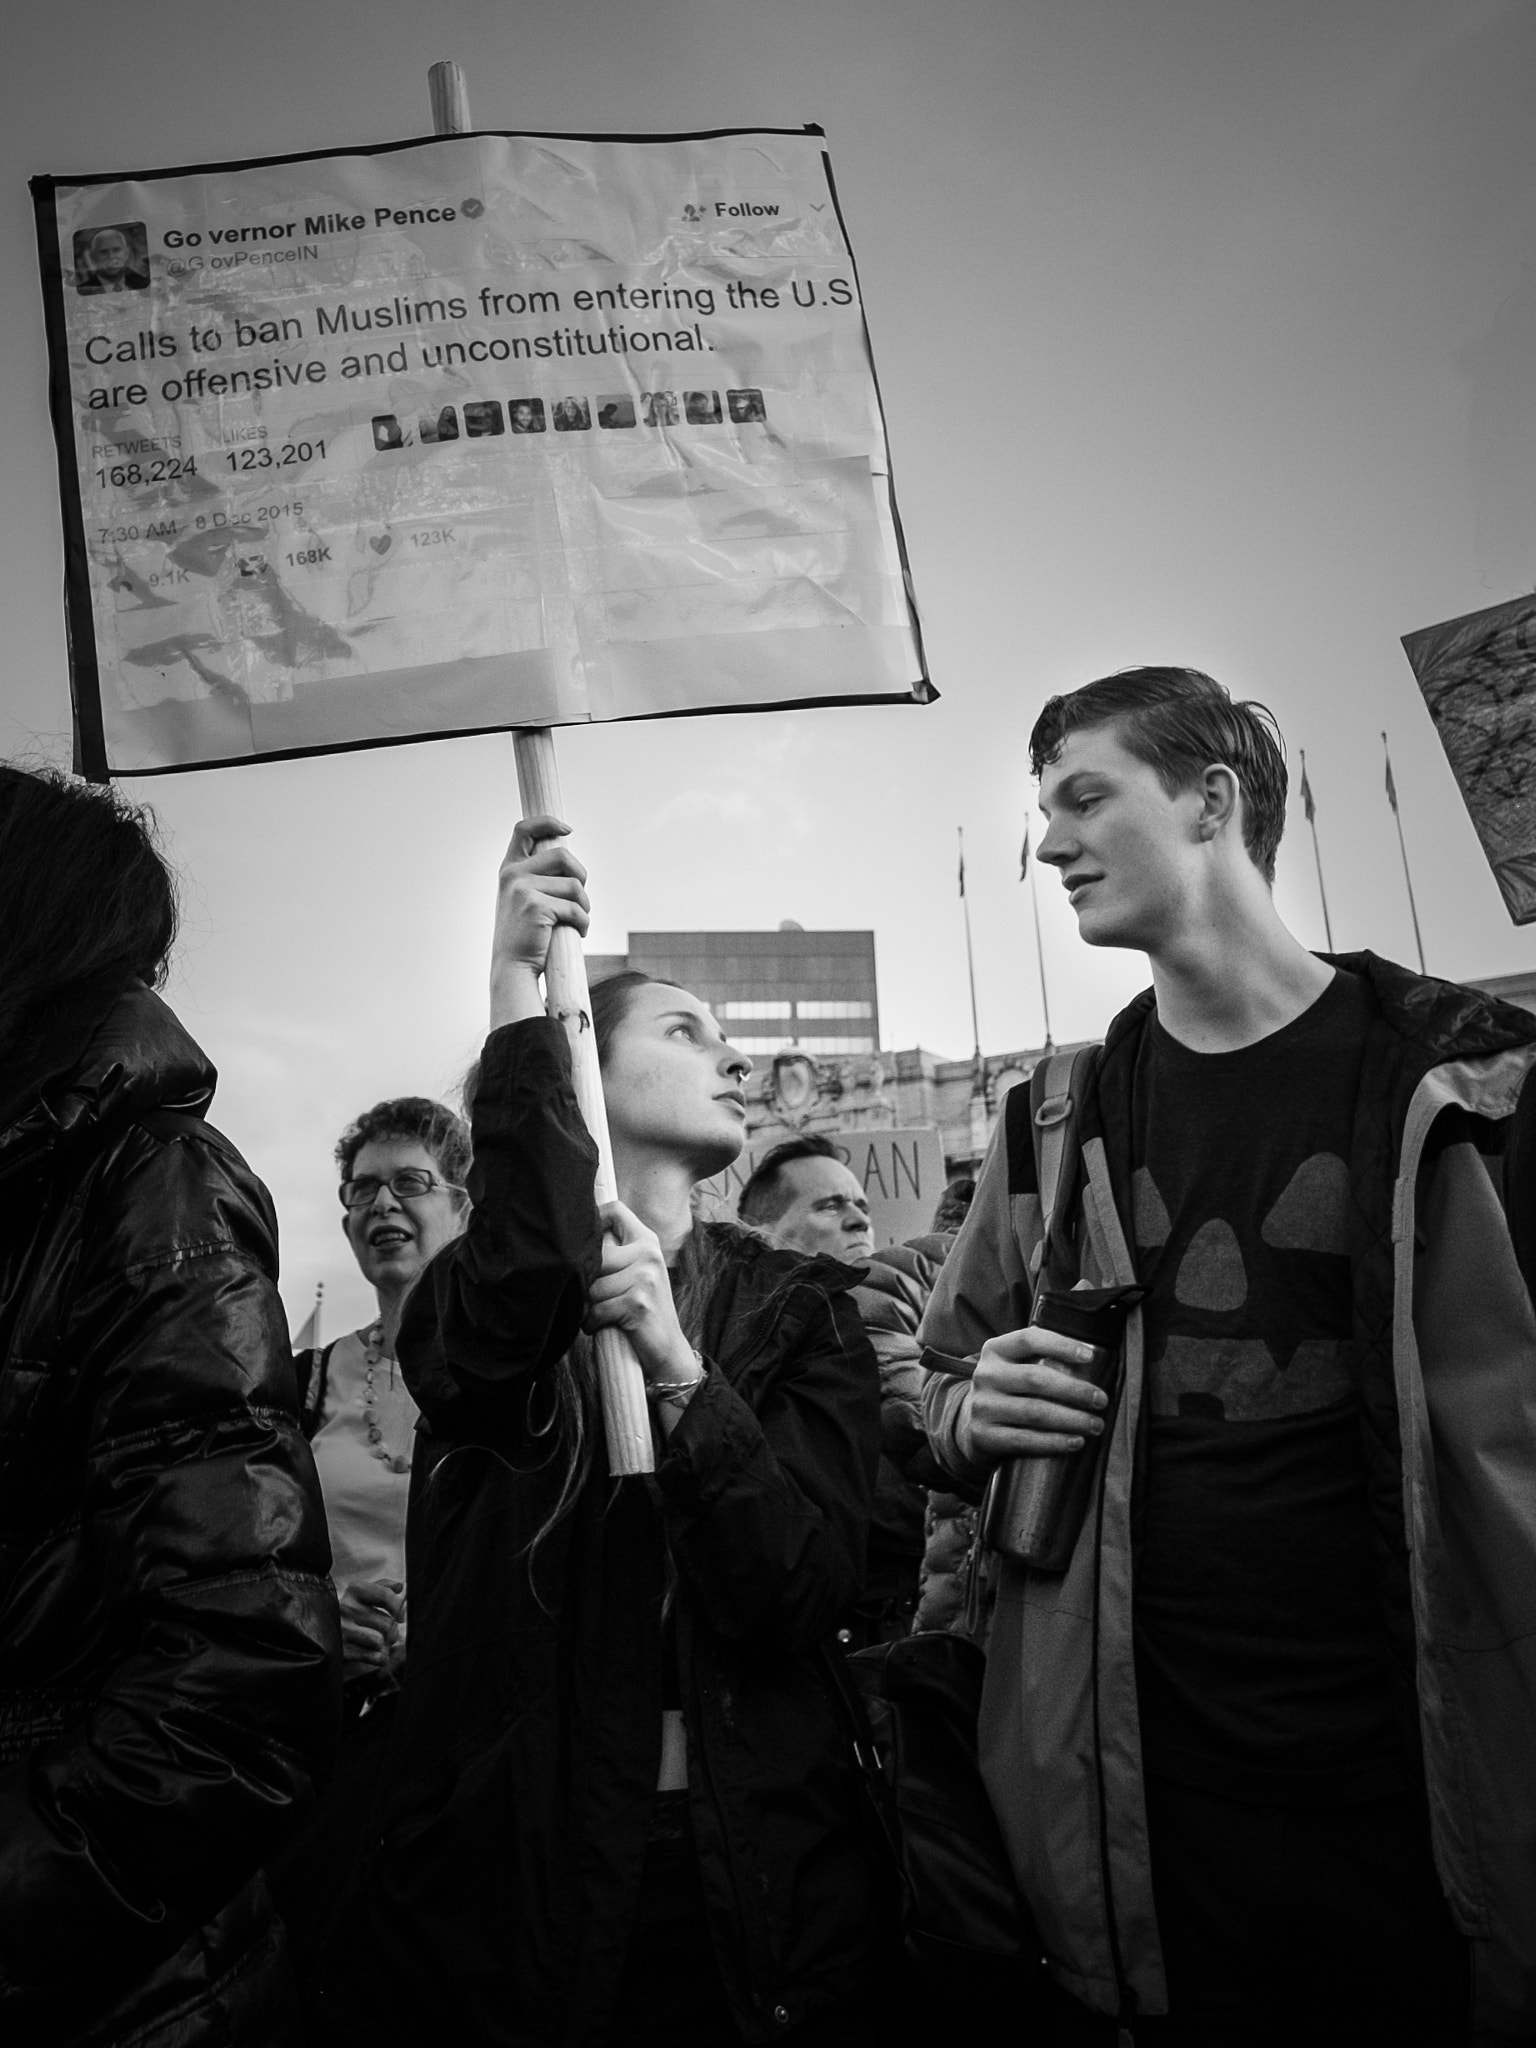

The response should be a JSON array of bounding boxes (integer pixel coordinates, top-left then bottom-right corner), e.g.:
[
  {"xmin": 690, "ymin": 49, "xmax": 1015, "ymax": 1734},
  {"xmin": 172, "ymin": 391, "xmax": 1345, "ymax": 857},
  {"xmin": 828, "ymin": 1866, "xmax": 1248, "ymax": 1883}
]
[
  {"xmin": 930, "ymin": 1176, "xmax": 976, "ymax": 1234},
  {"xmin": 1028, "ymin": 666, "xmax": 1288, "ymax": 885},
  {"xmin": 335, "ymin": 1096, "xmax": 471, "ymax": 1190},
  {"xmin": 738, "ymin": 1133, "xmax": 842, "ymax": 1228}
]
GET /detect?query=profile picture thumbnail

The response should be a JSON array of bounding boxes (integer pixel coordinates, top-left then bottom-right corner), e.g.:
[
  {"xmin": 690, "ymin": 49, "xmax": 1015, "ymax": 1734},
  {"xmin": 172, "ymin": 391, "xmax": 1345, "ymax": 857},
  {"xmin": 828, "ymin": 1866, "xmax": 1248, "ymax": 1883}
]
[
  {"xmin": 420, "ymin": 407, "xmax": 459, "ymax": 443},
  {"xmin": 642, "ymin": 391, "xmax": 679, "ymax": 427},
  {"xmin": 464, "ymin": 401, "xmax": 504, "ymax": 437},
  {"xmin": 372, "ymin": 414, "xmax": 408, "ymax": 451},
  {"xmin": 684, "ymin": 390, "xmax": 722, "ymax": 425},
  {"xmin": 552, "ymin": 396, "xmax": 591, "ymax": 432},
  {"xmin": 74, "ymin": 221, "xmax": 150, "ymax": 294},
  {"xmin": 509, "ymin": 399, "xmax": 546, "ymax": 434},
  {"xmin": 727, "ymin": 388, "xmax": 766, "ymax": 424},
  {"xmin": 597, "ymin": 395, "xmax": 636, "ymax": 429}
]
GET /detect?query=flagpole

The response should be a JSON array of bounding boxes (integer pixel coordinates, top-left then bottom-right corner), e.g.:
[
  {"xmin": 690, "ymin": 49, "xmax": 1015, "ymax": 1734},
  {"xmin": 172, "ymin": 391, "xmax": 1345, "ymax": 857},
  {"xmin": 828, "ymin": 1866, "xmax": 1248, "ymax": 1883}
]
[
  {"xmin": 1382, "ymin": 732, "xmax": 1426, "ymax": 975},
  {"xmin": 1299, "ymin": 749, "xmax": 1334, "ymax": 952},
  {"xmin": 1021, "ymin": 823, "xmax": 1055, "ymax": 1050},
  {"xmin": 958, "ymin": 827, "xmax": 984, "ymax": 1091}
]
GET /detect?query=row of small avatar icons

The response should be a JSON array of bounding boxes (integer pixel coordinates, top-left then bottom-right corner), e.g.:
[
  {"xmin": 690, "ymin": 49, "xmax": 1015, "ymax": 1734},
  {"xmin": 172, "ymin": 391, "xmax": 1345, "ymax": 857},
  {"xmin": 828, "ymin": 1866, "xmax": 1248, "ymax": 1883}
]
[{"xmin": 370, "ymin": 388, "xmax": 766, "ymax": 448}]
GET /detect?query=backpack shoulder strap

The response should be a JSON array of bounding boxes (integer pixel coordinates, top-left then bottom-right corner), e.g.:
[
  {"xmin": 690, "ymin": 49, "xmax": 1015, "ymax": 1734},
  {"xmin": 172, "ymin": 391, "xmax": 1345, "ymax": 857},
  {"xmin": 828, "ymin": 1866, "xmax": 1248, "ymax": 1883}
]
[{"xmin": 1026, "ymin": 1044, "xmax": 1102, "ymax": 1283}]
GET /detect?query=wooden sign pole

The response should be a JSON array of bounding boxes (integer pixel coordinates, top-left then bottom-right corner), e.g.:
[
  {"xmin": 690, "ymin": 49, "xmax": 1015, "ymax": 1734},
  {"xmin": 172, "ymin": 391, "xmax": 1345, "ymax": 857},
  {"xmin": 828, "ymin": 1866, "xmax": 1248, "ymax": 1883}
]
[{"xmin": 430, "ymin": 60, "xmax": 654, "ymax": 1477}]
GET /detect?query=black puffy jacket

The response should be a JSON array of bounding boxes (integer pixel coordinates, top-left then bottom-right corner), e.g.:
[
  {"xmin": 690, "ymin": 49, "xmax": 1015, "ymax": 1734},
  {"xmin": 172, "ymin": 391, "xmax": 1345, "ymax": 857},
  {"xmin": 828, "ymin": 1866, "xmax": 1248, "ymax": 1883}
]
[
  {"xmin": 316, "ymin": 1018, "xmax": 885, "ymax": 2045},
  {"xmin": 0, "ymin": 984, "xmax": 341, "ymax": 2046}
]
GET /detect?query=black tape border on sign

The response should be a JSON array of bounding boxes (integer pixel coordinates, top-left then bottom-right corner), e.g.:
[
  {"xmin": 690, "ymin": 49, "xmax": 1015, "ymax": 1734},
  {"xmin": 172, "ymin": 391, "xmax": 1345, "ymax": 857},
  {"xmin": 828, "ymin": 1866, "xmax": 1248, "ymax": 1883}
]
[
  {"xmin": 30, "ymin": 176, "xmax": 109, "ymax": 780},
  {"xmin": 30, "ymin": 122, "xmax": 935, "ymax": 783},
  {"xmin": 32, "ymin": 123, "xmax": 829, "ymax": 190},
  {"xmin": 817, "ymin": 144, "xmax": 933, "ymax": 714}
]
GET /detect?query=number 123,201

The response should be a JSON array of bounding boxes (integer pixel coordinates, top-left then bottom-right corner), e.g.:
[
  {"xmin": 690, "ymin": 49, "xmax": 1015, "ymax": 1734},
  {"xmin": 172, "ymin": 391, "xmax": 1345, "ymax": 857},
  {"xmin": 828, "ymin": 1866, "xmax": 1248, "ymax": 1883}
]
[{"xmin": 224, "ymin": 441, "xmax": 326, "ymax": 472}]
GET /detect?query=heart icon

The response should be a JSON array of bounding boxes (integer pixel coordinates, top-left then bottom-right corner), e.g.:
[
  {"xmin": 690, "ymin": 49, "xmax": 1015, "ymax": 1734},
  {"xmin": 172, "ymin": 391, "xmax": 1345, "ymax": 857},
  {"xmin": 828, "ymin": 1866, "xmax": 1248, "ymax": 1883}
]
[{"xmin": 370, "ymin": 534, "xmax": 392, "ymax": 555}]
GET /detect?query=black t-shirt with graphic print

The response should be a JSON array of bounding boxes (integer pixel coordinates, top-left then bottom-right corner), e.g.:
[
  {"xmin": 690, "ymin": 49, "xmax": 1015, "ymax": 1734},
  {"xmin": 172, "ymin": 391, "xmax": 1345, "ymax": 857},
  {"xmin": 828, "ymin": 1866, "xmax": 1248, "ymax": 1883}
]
[{"xmin": 1129, "ymin": 968, "xmax": 1402, "ymax": 1805}]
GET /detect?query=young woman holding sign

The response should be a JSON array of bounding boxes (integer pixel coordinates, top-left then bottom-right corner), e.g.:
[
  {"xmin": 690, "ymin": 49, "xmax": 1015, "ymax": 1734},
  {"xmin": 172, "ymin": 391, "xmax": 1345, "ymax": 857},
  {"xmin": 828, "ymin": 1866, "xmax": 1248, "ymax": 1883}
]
[{"xmin": 319, "ymin": 816, "xmax": 890, "ymax": 2047}]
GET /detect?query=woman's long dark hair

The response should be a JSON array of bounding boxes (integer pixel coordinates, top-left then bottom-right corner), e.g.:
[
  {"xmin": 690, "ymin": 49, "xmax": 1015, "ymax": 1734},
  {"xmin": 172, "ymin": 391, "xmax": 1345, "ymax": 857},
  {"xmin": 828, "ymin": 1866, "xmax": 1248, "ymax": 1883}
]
[
  {"xmin": 523, "ymin": 974, "xmax": 751, "ymax": 1582},
  {"xmin": 0, "ymin": 765, "xmax": 178, "ymax": 1115}
]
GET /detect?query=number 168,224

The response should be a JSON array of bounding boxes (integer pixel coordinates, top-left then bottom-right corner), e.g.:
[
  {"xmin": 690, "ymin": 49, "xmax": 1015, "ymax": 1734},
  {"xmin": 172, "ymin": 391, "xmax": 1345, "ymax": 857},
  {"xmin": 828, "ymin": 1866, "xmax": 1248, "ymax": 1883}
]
[{"xmin": 224, "ymin": 441, "xmax": 327, "ymax": 472}]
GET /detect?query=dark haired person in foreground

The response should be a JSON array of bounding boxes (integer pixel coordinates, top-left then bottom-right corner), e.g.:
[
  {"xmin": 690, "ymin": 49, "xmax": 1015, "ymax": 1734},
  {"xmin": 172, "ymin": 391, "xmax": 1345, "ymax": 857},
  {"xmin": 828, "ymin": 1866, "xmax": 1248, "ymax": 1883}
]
[
  {"xmin": 920, "ymin": 670, "xmax": 1536, "ymax": 2043},
  {"xmin": 317, "ymin": 817, "xmax": 886, "ymax": 2045},
  {"xmin": 0, "ymin": 765, "xmax": 340, "ymax": 2046}
]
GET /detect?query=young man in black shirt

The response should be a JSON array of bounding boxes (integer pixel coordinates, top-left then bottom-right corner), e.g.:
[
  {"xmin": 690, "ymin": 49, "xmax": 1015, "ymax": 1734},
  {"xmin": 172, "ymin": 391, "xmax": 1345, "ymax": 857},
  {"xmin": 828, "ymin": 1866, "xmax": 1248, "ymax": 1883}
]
[{"xmin": 920, "ymin": 668, "xmax": 1536, "ymax": 2044}]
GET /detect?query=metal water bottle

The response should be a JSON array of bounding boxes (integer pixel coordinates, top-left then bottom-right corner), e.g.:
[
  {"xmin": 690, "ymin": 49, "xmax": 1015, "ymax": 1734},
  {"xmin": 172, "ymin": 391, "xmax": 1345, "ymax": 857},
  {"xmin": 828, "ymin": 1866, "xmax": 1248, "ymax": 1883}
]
[{"xmin": 980, "ymin": 1284, "xmax": 1144, "ymax": 1571}]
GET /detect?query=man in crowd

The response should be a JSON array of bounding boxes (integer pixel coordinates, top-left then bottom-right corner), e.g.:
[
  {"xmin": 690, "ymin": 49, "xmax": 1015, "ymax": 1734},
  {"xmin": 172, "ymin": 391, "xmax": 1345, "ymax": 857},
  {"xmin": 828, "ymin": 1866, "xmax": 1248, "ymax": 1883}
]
[
  {"xmin": 738, "ymin": 1132, "xmax": 875, "ymax": 1262},
  {"xmin": 920, "ymin": 667, "xmax": 1536, "ymax": 2042},
  {"xmin": 741, "ymin": 1136, "xmax": 922, "ymax": 1642},
  {"xmin": 846, "ymin": 1176, "xmax": 987, "ymax": 1639}
]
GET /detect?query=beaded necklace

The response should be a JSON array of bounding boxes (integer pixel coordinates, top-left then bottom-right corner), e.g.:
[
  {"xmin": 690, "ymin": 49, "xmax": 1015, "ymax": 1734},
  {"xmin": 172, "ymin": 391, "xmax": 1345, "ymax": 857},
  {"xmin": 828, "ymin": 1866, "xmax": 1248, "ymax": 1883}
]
[{"xmin": 360, "ymin": 1320, "xmax": 414, "ymax": 1475}]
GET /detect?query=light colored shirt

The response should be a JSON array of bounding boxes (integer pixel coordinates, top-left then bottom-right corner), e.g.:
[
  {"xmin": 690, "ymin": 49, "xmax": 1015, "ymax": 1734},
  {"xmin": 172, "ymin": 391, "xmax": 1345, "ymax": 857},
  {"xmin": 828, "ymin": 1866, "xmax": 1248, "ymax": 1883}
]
[{"xmin": 310, "ymin": 1328, "xmax": 416, "ymax": 1594}]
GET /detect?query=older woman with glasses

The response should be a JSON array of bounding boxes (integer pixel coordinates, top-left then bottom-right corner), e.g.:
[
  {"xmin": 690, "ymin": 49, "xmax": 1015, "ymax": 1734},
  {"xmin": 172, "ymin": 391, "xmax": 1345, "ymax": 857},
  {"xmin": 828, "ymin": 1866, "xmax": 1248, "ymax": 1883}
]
[
  {"xmin": 300, "ymin": 1098, "xmax": 471, "ymax": 1690},
  {"xmin": 272, "ymin": 1098, "xmax": 469, "ymax": 1987}
]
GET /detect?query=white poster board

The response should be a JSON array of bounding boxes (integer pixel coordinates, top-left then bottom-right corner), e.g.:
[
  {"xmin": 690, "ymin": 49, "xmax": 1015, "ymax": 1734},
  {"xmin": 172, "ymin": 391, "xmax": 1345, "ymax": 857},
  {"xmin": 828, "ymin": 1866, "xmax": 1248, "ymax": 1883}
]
[
  {"xmin": 33, "ymin": 127, "xmax": 931, "ymax": 777},
  {"xmin": 1402, "ymin": 592, "xmax": 1536, "ymax": 926},
  {"xmin": 696, "ymin": 1125, "xmax": 949, "ymax": 1250}
]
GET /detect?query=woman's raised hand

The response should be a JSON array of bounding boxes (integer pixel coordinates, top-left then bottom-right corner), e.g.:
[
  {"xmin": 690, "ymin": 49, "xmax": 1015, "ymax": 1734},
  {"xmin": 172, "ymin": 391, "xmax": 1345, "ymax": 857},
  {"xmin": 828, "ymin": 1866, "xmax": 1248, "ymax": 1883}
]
[
  {"xmin": 490, "ymin": 815, "xmax": 591, "ymax": 1028},
  {"xmin": 584, "ymin": 1201, "xmax": 701, "ymax": 1386}
]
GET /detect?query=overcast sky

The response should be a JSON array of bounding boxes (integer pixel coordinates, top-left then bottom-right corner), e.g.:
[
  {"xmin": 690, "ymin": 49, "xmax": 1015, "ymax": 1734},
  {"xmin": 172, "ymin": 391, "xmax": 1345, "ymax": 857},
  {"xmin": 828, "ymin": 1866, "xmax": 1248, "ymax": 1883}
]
[{"xmin": 6, "ymin": 0, "xmax": 1536, "ymax": 1338}]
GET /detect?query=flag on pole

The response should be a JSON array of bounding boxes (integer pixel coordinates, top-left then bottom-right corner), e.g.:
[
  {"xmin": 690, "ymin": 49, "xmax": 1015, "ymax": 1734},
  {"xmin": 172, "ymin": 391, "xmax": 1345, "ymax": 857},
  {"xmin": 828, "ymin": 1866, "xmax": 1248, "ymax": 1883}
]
[
  {"xmin": 1299, "ymin": 752, "xmax": 1316, "ymax": 825},
  {"xmin": 957, "ymin": 831, "xmax": 966, "ymax": 897},
  {"xmin": 292, "ymin": 1282, "xmax": 324, "ymax": 1354},
  {"xmin": 1299, "ymin": 748, "xmax": 1334, "ymax": 950},
  {"xmin": 1380, "ymin": 731, "xmax": 1426, "ymax": 973},
  {"xmin": 1020, "ymin": 822, "xmax": 1030, "ymax": 879}
]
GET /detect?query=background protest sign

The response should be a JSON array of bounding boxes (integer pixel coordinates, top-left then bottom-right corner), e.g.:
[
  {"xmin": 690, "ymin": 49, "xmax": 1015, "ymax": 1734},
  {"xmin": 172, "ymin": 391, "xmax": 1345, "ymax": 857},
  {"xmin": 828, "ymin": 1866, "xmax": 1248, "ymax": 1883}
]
[
  {"xmin": 32, "ymin": 126, "xmax": 931, "ymax": 779},
  {"xmin": 696, "ymin": 1125, "xmax": 948, "ymax": 1250},
  {"xmin": 1402, "ymin": 593, "xmax": 1536, "ymax": 926}
]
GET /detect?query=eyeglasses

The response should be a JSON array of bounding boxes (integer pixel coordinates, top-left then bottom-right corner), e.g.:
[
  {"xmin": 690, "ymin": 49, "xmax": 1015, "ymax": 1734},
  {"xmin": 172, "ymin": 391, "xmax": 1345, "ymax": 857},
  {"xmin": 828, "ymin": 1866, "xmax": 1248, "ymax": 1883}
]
[{"xmin": 339, "ymin": 1169, "xmax": 466, "ymax": 1209}]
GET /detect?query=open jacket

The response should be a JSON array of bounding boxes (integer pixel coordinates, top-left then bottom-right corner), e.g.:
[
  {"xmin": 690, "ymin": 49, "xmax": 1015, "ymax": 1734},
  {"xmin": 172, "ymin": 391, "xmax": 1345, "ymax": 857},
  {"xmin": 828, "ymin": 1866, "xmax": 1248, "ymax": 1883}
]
[
  {"xmin": 921, "ymin": 955, "xmax": 1536, "ymax": 2042},
  {"xmin": 848, "ymin": 1237, "xmax": 979, "ymax": 1636},
  {"xmin": 0, "ymin": 983, "xmax": 340, "ymax": 2047},
  {"xmin": 326, "ymin": 1017, "xmax": 884, "ymax": 2046},
  {"xmin": 848, "ymin": 1238, "xmax": 954, "ymax": 1627}
]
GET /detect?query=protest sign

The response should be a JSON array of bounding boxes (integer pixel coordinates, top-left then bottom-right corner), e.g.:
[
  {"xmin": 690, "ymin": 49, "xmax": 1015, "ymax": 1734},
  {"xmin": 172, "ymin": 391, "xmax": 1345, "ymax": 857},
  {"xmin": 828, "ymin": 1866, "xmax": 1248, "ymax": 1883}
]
[
  {"xmin": 1402, "ymin": 592, "xmax": 1536, "ymax": 926},
  {"xmin": 697, "ymin": 1125, "xmax": 949, "ymax": 1249},
  {"xmin": 32, "ymin": 126, "xmax": 931, "ymax": 779}
]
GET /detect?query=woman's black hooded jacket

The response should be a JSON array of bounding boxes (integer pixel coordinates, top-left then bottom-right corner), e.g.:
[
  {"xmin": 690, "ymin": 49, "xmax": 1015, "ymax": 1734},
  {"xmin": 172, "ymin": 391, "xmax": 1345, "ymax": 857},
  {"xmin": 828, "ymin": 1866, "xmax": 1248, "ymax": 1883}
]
[
  {"xmin": 332, "ymin": 1017, "xmax": 885, "ymax": 2046},
  {"xmin": 0, "ymin": 984, "xmax": 341, "ymax": 2046}
]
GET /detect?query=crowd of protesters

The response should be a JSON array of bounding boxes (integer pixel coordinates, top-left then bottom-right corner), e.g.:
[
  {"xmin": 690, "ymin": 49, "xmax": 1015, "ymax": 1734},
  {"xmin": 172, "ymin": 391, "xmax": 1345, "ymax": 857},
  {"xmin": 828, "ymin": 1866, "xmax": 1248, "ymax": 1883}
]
[{"xmin": 4, "ymin": 664, "xmax": 1536, "ymax": 2047}]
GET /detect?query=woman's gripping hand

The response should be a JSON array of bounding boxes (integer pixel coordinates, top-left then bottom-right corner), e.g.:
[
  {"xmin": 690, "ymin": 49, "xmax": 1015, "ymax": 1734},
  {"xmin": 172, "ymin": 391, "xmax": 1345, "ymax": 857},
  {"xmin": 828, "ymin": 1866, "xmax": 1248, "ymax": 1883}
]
[
  {"xmin": 489, "ymin": 815, "xmax": 591, "ymax": 1028},
  {"xmin": 584, "ymin": 1201, "xmax": 700, "ymax": 1388}
]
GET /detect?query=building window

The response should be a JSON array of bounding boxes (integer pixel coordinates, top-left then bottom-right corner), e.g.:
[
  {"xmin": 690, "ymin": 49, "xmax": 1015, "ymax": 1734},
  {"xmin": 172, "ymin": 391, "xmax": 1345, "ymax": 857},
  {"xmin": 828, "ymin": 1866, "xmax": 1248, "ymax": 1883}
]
[
  {"xmin": 795, "ymin": 1000, "xmax": 873, "ymax": 1020},
  {"xmin": 731, "ymin": 1036, "xmax": 796, "ymax": 1054},
  {"xmin": 794, "ymin": 1037, "xmax": 876, "ymax": 1055},
  {"xmin": 717, "ymin": 1001, "xmax": 793, "ymax": 1019}
]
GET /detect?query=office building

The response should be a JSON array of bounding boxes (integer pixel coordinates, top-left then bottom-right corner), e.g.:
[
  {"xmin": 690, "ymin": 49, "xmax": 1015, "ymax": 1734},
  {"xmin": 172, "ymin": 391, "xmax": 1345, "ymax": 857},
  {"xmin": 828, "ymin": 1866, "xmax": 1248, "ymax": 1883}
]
[{"xmin": 587, "ymin": 923, "xmax": 880, "ymax": 1056}]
